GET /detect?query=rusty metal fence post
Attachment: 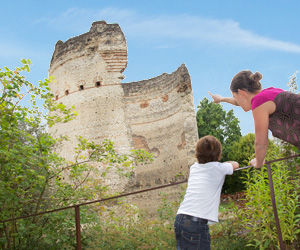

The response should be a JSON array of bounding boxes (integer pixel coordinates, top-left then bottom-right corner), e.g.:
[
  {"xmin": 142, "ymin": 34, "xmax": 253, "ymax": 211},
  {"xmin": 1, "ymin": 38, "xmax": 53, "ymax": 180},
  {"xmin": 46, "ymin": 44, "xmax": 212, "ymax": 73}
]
[
  {"xmin": 266, "ymin": 163, "xmax": 285, "ymax": 250},
  {"xmin": 75, "ymin": 205, "xmax": 82, "ymax": 250}
]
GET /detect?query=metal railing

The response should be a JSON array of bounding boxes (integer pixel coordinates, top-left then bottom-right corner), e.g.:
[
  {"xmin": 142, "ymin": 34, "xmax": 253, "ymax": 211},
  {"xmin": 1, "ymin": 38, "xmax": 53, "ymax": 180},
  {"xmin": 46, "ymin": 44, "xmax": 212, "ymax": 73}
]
[{"xmin": 1, "ymin": 154, "xmax": 299, "ymax": 250}]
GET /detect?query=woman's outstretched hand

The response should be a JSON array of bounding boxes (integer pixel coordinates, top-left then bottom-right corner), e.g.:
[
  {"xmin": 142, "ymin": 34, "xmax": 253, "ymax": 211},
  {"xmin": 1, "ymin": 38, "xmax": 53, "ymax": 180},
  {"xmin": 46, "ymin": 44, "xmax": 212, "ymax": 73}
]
[
  {"xmin": 208, "ymin": 91, "xmax": 223, "ymax": 103},
  {"xmin": 208, "ymin": 91, "xmax": 239, "ymax": 106}
]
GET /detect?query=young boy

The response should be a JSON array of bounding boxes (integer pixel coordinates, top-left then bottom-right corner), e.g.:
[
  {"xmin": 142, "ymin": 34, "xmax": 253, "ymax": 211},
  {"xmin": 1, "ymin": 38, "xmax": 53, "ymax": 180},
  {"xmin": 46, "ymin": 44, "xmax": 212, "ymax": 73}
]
[{"xmin": 174, "ymin": 135, "xmax": 239, "ymax": 250}]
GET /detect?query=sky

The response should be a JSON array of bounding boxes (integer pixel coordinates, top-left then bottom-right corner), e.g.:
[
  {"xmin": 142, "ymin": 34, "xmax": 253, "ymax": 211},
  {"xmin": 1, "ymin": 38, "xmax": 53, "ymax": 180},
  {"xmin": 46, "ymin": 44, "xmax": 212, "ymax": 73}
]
[{"xmin": 1, "ymin": 0, "xmax": 300, "ymax": 136}]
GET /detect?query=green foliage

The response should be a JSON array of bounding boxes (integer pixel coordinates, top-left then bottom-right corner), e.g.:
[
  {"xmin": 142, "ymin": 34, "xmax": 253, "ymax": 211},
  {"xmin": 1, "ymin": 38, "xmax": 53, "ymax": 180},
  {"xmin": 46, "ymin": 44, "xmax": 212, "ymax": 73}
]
[
  {"xmin": 238, "ymin": 163, "xmax": 300, "ymax": 250},
  {"xmin": 223, "ymin": 133, "xmax": 284, "ymax": 193},
  {"xmin": 83, "ymin": 186, "xmax": 254, "ymax": 250},
  {"xmin": 227, "ymin": 133, "xmax": 255, "ymax": 166},
  {"xmin": 210, "ymin": 218, "xmax": 258, "ymax": 250},
  {"xmin": 156, "ymin": 185, "xmax": 185, "ymax": 224},
  {"xmin": 79, "ymin": 197, "xmax": 177, "ymax": 250},
  {"xmin": 0, "ymin": 60, "xmax": 153, "ymax": 249},
  {"xmin": 196, "ymin": 97, "xmax": 242, "ymax": 161},
  {"xmin": 85, "ymin": 215, "xmax": 177, "ymax": 249},
  {"xmin": 223, "ymin": 133, "xmax": 256, "ymax": 193}
]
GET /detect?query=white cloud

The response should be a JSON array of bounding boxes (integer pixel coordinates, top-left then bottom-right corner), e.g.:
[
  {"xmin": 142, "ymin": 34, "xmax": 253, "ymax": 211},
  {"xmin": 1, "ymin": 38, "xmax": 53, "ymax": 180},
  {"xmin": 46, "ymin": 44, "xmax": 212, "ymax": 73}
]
[{"xmin": 33, "ymin": 7, "xmax": 300, "ymax": 53}]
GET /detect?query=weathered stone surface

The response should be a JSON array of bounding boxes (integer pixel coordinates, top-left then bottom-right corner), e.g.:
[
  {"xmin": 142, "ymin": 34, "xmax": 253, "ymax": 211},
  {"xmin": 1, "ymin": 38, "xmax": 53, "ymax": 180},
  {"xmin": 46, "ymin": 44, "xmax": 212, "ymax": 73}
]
[{"xmin": 49, "ymin": 21, "xmax": 198, "ymax": 215}]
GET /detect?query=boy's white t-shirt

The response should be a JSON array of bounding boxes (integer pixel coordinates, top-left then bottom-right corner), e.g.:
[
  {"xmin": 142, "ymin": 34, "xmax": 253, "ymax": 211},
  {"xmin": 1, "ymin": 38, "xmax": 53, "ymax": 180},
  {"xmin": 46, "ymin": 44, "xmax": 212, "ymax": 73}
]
[{"xmin": 177, "ymin": 161, "xmax": 233, "ymax": 223}]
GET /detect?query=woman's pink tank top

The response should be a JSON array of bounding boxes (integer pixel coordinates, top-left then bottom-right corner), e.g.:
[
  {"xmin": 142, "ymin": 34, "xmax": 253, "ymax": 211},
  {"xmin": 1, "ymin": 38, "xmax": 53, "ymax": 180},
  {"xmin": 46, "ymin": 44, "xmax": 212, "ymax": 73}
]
[{"xmin": 251, "ymin": 87, "xmax": 284, "ymax": 110}]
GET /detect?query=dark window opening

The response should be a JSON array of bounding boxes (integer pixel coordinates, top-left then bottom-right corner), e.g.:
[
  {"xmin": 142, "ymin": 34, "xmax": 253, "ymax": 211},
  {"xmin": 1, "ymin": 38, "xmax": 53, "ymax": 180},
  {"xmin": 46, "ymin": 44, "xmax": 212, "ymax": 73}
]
[
  {"xmin": 95, "ymin": 81, "xmax": 101, "ymax": 87},
  {"xmin": 79, "ymin": 85, "xmax": 84, "ymax": 90},
  {"xmin": 65, "ymin": 90, "xmax": 69, "ymax": 95}
]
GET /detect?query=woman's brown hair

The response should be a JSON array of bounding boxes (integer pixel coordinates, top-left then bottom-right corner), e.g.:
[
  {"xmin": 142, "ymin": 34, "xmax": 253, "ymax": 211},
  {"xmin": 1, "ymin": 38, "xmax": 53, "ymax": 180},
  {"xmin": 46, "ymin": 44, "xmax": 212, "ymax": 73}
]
[
  {"xmin": 195, "ymin": 135, "xmax": 222, "ymax": 164},
  {"xmin": 230, "ymin": 70, "xmax": 263, "ymax": 93}
]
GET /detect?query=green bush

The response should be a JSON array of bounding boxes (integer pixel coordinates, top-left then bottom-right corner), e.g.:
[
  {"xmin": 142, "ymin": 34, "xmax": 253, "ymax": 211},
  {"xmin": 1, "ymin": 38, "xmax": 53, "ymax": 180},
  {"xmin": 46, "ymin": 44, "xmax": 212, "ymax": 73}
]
[
  {"xmin": 85, "ymin": 219, "xmax": 176, "ymax": 250},
  {"xmin": 210, "ymin": 218, "xmax": 258, "ymax": 250},
  {"xmin": 83, "ymin": 200, "xmax": 177, "ymax": 250},
  {"xmin": 238, "ymin": 163, "xmax": 300, "ymax": 250}
]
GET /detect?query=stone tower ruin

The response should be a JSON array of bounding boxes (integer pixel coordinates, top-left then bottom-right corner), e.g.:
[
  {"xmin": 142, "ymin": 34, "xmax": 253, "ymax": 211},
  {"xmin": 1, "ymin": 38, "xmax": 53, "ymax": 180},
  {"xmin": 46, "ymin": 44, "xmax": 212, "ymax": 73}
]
[{"xmin": 49, "ymin": 21, "xmax": 198, "ymax": 213}]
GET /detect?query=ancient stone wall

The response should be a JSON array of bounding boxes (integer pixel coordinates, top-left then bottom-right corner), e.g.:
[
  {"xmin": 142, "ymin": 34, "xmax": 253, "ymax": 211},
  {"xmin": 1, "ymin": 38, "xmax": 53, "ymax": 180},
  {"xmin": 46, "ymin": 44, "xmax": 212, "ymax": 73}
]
[
  {"xmin": 49, "ymin": 21, "xmax": 198, "ymax": 214},
  {"xmin": 123, "ymin": 65, "xmax": 197, "ymax": 184}
]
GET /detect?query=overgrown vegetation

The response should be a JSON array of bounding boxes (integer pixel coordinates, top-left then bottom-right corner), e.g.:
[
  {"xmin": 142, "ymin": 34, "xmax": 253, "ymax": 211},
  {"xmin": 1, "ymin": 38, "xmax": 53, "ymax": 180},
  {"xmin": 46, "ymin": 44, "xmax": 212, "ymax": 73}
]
[
  {"xmin": 237, "ymin": 160, "xmax": 300, "ymax": 249},
  {"xmin": 0, "ymin": 60, "xmax": 152, "ymax": 249},
  {"xmin": 83, "ymin": 187, "xmax": 256, "ymax": 250},
  {"xmin": 223, "ymin": 132, "xmax": 284, "ymax": 193}
]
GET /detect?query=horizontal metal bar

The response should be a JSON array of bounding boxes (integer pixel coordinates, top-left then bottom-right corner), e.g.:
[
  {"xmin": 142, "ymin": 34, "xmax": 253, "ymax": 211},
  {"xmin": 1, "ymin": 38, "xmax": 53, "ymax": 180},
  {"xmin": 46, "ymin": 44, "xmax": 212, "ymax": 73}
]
[
  {"xmin": 0, "ymin": 180, "xmax": 188, "ymax": 223},
  {"xmin": 235, "ymin": 165, "xmax": 253, "ymax": 171},
  {"xmin": 235, "ymin": 154, "xmax": 300, "ymax": 171}
]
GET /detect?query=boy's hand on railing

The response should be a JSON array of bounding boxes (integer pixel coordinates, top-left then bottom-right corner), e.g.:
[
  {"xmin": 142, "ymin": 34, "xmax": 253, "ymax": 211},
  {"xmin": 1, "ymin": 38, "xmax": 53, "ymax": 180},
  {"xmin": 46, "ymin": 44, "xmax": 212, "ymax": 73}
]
[{"xmin": 226, "ymin": 161, "xmax": 239, "ymax": 170}]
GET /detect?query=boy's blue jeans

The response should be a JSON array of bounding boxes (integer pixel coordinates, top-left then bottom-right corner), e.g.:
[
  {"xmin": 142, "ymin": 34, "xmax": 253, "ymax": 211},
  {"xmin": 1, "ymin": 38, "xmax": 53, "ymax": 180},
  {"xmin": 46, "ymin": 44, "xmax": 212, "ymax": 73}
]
[{"xmin": 174, "ymin": 214, "xmax": 211, "ymax": 250}]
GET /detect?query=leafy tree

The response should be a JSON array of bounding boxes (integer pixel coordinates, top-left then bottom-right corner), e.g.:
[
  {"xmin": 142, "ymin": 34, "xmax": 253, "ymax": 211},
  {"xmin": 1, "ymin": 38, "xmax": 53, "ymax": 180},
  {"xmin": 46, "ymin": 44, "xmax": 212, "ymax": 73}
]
[
  {"xmin": 196, "ymin": 97, "xmax": 242, "ymax": 161},
  {"xmin": 0, "ymin": 60, "xmax": 152, "ymax": 249}
]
